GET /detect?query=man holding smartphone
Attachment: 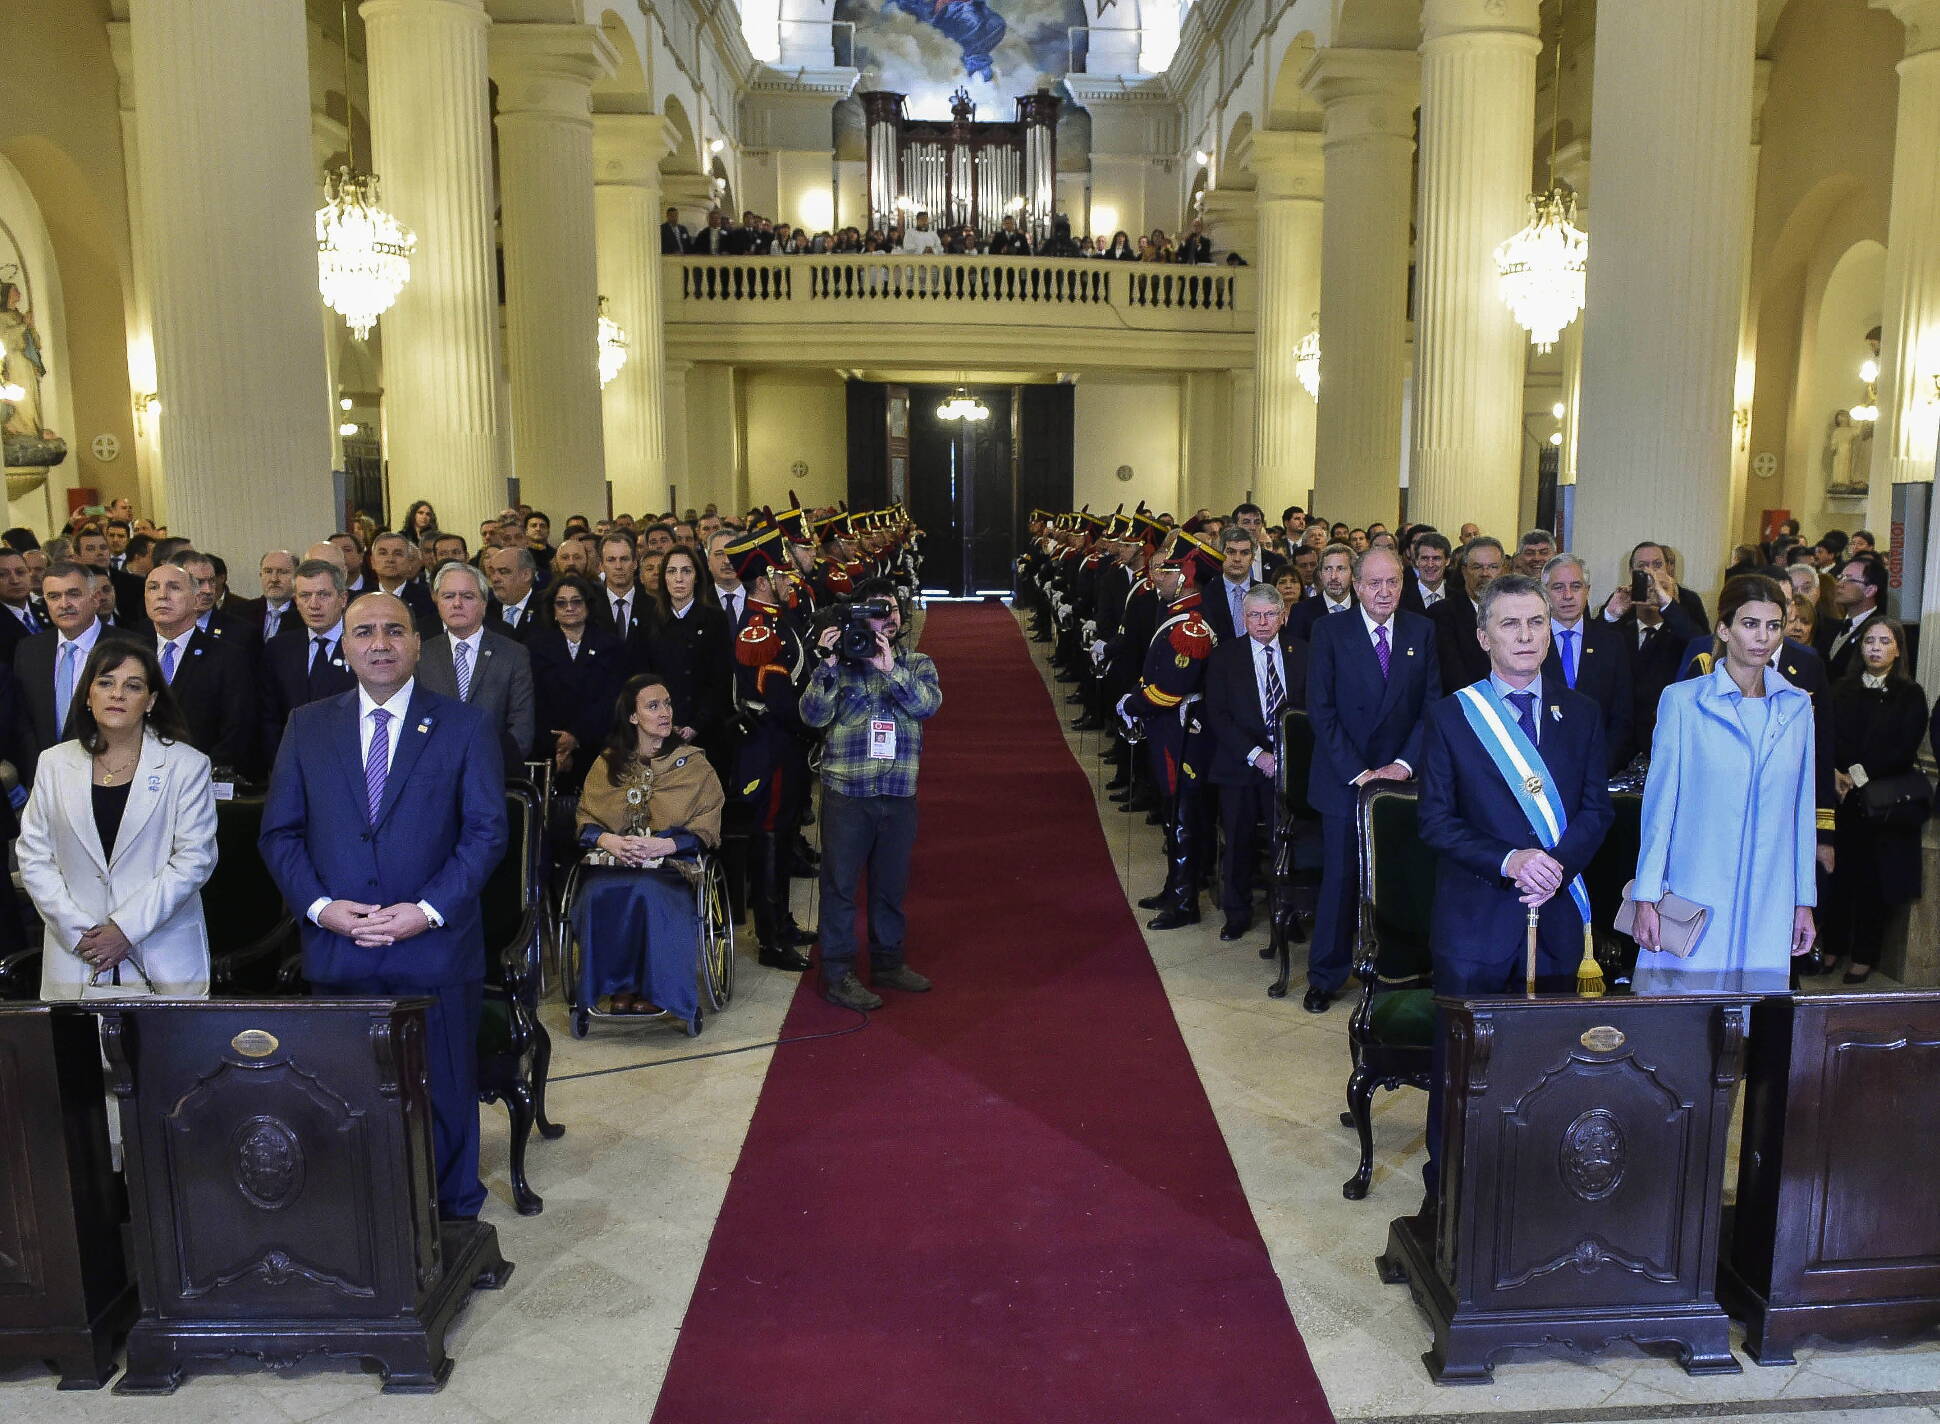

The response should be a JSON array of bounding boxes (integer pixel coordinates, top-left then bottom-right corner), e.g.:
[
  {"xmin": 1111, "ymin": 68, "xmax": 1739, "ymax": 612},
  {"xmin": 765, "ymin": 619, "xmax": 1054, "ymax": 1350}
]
[
  {"xmin": 801, "ymin": 580, "xmax": 943, "ymax": 1010},
  {"xmin": 1598, "ymin": 542, "xmax": 1702, "ymax": 755}
]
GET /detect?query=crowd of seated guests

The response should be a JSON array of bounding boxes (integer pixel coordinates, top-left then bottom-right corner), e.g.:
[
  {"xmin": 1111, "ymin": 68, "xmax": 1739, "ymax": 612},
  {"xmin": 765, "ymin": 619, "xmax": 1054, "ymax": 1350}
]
[{"xmin": 662, "ymin": 204, "xmax": 1229, "ymax": 264}]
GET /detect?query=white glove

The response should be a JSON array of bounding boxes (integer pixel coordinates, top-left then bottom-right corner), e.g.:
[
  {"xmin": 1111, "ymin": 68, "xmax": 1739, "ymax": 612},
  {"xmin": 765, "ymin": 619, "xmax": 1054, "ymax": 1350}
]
[{"xmin": 1090, "ymin": 638, "xmax": 1109, "ymax": 666}]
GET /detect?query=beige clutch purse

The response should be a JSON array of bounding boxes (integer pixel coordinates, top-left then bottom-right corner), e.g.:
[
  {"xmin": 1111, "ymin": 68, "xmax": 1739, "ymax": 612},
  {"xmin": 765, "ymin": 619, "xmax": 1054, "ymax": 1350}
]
[{"xmin": 1613, "ymin": 881, "xmax": 1710, "ymax": 957}]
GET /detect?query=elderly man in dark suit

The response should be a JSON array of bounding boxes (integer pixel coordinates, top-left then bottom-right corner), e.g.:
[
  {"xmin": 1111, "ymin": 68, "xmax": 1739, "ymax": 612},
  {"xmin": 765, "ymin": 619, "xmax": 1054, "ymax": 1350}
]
[
  {"xmin": 1540, "ymin": 553, "xmax": 1634, "ymax": 772},
  {"xmin": 260, "ymin": 591, "xmax": 507, "ymax": 1220},
  {"xmin": 481, "ymin": 545, "xmax": 540, "ymax": 639},
  {"xmin": 241, "ymin": 549, "xmax": 300, "ymax": 644},
  {"xmin": 1416, "ymin": 573, "xmax": 1613, "ymax": 1203},
  {"xmin": 419, "ymin": 561, "xmax": 536, "ymax": 776},
  {"xmin": 261, "ymin": 559, "xmax": 358, "ymax": 763},
  {"xmin": 1203, "ymin": 582, "xmax": 1308, "ymax": 942},
  {"xmin": 1304, "ymin": 546, "xmax": 1439, "ymax": 1013},
  {"xmin": 144, "ymin": 560, "xmax": 255, "ymax": 776}
]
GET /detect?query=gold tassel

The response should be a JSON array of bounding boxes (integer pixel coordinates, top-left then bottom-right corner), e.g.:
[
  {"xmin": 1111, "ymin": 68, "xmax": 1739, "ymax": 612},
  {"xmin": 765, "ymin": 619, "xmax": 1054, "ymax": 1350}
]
[{"xmin": 1576, "ymin": 922, "xmax": 1605, "ymax": 997}]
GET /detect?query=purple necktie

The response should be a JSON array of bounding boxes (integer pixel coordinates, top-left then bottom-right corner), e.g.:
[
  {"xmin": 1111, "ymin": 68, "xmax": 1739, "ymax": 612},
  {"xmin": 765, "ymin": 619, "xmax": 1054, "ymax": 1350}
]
[
  {"xmin": 365, "ymin": 707, "xmax": 391, "ymax": 824},
  {"xmin": 1375, "ymin": 623, "xmax": 1392, "ymax": 680}
]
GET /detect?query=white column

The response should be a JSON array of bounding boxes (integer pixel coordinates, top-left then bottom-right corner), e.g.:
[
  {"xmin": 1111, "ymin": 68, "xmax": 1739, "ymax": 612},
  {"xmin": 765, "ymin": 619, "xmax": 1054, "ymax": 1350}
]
[
  {"xmin": 491, "ymin": 25, "xmax": 614, "ymax": 521},
  {"xmin": 1197, "ymin": 186, "xmax": 1255, "ymax": 264},
  {"xmin": 105, "ymin": 24, "xmax": 164, "ymax": 522},
  {"xmin": 1409, "ymin": 0, "xmax": 1540, "ymax": 540},
  {"xmin": 361, "ymin": 0, "xmax": 502, "ymax": 535},
  {"xmin": 1302, "ymin": 47, "xmax": 1418, "ymax": 530},
  {"xmin": 1249, "ymin": 130, "xmax": 1323, "ymax": 525},
  {"xmin": 595, "ymin": 113, "xmax": 670, "ymax": 520},
  {"xmin": 1877, "ymin": 2, "xmax": 1940, "ymax": 531},
  {"xmin": 1573, "ymin": 0, "xmax": 1755, "ymax": 602},
  {"xmin": 661, "ymin": 359, "xmax": 692, "ymax": 516},
  {"xmin": 128, "ymin": 0, "xmax": 333, "ymax": 572}
]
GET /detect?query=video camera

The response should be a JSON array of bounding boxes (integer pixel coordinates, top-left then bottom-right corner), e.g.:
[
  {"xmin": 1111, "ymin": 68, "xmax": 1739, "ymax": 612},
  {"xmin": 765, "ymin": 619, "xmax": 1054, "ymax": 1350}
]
[{"xmin": 815, "ymin": 596, "xmax": 898, "ymax": 665}]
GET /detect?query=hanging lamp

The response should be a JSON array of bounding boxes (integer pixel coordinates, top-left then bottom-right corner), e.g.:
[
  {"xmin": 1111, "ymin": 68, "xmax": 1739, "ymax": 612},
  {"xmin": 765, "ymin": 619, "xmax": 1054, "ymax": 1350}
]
[{"xmin": 1493, "ymin": 0, "xmax": 1586, "ymax": 354}]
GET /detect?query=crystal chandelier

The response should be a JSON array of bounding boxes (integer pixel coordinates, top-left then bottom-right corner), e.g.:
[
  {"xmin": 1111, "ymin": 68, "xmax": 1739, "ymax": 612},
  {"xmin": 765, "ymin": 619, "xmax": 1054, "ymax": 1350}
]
[
  {"xmin": 317, "ymin": 167, "xmax": 415, "ymax": 340},
  {"xmin": 597, "ymin": 297, "xmax": 629, "ymax": 388},
  {"xmin": 1494, "ymin": 0, "xmax": 1585, "ymax": 354},
  {"xmin": 1293, "ymin": 322, "xmax": 1320, "ymax": 400},
  {"xmin": 315, "ymin": 3, "xmax": 413, "ymax": 341},
  {"xmin": 937, "ymin": 387, "xmax": 989, "ymax": 422},
  {"xmin": 1495, "ymin": 189, "xmax": 1586, "ymax": 354}
]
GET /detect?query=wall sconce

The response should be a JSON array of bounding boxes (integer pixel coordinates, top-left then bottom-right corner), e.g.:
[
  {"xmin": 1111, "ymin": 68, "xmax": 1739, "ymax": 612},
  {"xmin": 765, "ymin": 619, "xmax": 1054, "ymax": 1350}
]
[
  {"xmin": 338, "ymin": 421, "xmax": 361, "ymax": 438},
  {"xmin": 707, "ymin": 137, "xmax": 725, "ymax": 155},
  {"xmin": 1192, "ymin": 149, "xmax": 1210, "ymax": 166}
]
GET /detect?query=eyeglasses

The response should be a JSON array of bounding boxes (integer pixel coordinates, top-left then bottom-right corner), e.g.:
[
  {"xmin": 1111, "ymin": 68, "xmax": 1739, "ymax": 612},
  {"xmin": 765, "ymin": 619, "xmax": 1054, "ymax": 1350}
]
[{"xmin": 553, "ymin": 596, "xmax": 586, "ymax": 610}]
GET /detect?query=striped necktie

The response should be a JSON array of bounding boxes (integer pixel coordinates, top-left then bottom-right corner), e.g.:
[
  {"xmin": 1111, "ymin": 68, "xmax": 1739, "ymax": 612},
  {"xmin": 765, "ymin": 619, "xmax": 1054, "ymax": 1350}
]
[
  {"xmin": 454, "ymin": 638, "xmax": 473, "ymax": 701},
  {"xmin": 1261, "ymin": 642, "xmax": 1283, "ymax": 722},
  {"xmin": 364, "ymin": 708, "xmax": 391, "ymax": 823}
]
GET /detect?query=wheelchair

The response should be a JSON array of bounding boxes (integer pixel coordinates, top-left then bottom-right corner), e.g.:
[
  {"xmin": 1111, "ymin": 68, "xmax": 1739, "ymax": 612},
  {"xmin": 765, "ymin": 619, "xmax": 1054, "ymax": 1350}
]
[{"xmin": 555, "ymin": 848, "xmax": 735, "ymax": 1039}]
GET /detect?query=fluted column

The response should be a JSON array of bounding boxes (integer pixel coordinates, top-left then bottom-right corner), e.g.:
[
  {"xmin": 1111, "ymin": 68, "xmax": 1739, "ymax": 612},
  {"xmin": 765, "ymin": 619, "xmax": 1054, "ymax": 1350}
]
[
  {"xmin": 1878, "ymin": 2, "xmax": 1940, "ymax": 544},
  {"xmin": 662, "ymin": 360, "xmax": 692, "ymax": 515},
  {"xmin": 1302, "ymin": 47, "xmax": 1418, "ymax": 529},
  {"xmin": 128, "ymin": 0, "xmax": 333, "ymax": 570},
  {"xmin": 1198, "ymin": 186, "xmax": 1255, "ymax": 264},
  {"xmin": 361, "ymin": 0, "xmax": 501, "ymax": 533},
  {"xmin": 1249, "ymin": 131, "xmax": 1323, "ymax": 523},
  {"xmin": 1409, "ymin": 0, "xmax": 1540, "ymax": 540},
  {"xmin": 491, "ymin": 25, "xmax": 614, "ymax": 520},
  {"xmin": 595, "ymin": 113, "xmax": 670, "ymax": 519},
  {"xmin": 1573, "ymin": 0, "xmax": 1755, "ymax": 602}
]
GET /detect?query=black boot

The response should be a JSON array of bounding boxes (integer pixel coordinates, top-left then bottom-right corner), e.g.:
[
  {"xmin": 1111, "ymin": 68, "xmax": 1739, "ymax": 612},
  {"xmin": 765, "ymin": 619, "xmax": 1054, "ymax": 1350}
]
[
  {"xmin": 751, "ymin": 834, "xmax": 810, "ymax": 972},
  {"xmin": 1146, "ymin": 792, "xmax": 1202, "ymax": 929}
]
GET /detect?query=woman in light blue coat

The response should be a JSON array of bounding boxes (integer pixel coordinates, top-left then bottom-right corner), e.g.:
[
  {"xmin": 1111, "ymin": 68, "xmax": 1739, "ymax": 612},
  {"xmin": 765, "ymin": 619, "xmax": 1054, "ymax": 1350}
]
[{"xmin": 1631, "ymin": 575, "xmax": 1818, "ymax": 979}]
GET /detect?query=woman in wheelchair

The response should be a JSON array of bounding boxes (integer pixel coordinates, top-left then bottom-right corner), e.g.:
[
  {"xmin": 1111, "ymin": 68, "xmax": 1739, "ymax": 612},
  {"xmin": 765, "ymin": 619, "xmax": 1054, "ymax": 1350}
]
[{"xmin": 573, "ymin": 674, "xmax": 725, "ymax": 1027}]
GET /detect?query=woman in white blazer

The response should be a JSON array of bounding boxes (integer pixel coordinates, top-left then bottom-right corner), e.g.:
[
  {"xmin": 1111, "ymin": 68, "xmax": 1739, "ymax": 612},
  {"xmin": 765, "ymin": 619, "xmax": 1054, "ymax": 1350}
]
[{"xmin": 19, "ymin": 638, "xmax": 218, "ymax": 999}]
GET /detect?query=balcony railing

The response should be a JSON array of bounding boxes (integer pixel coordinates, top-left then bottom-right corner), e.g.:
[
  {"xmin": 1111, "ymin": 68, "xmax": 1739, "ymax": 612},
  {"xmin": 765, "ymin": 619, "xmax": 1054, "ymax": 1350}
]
[{"xmin": 664, "ymin": 254, "xmax": 1253, "ymax": 334}]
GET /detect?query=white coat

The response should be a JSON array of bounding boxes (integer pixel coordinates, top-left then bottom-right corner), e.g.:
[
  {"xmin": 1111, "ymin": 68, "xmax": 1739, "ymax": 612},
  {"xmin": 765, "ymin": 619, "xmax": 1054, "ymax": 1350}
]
[{"xmin": 18, "ymin": 733, "xmax": 218, "ymax": 999}]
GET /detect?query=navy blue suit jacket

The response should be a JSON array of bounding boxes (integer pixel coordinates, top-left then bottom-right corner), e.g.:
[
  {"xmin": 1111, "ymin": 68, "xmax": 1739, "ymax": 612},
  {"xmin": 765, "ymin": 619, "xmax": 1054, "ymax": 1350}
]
[
  {"xmin": 259, "ymin": 685, "xmax": 507, "ymax": 990},
  {"xmin": 1284, "ymin": 594, "xmax": 1352, "ymax": 644},
  {"xmin": 1305, "ymin": 608, "xmax": 1438, "ymax": 818},
  {"xmin": 1416, "ymin": 674, "xmax": 1614, "ymax": 972}
]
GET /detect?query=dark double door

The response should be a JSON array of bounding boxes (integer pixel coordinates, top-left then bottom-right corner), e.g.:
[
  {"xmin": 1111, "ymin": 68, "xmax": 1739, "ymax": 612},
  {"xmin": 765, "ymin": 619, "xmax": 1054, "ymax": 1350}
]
[{"xmin": 848, "ymin": 382, "xmax": 1073, "ymax": 596}]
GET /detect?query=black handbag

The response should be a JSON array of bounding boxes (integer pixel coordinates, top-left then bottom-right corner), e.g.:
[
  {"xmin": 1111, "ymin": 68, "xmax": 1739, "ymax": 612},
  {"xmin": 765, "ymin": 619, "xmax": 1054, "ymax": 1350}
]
[{"xmin": 1857, "ymin": 768, "xmax": 1933, "ymax": 827}]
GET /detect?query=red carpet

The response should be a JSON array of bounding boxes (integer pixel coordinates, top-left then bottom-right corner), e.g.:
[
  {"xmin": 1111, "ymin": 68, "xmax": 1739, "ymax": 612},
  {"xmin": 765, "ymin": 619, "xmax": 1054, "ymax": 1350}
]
[{"xmin": 651, "ymin": 605, "xmax": 1335, "ymax": 1424}]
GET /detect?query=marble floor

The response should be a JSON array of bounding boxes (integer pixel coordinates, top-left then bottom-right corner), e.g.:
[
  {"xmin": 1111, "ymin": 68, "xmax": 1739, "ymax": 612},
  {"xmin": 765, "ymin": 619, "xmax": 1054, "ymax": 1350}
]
[{"xmin": 3, "ymin": 602, "xmax": 1935, "ymax": 1424}]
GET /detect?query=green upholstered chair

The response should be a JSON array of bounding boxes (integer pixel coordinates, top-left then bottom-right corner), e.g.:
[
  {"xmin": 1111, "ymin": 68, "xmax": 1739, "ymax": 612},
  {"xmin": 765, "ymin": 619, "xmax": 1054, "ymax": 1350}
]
[
  {"xmin": 1267, "ymin": 709, "xmax": 1325, "ymax": 998},
  {"xmin": 477, "ymin": 779, "xmax": 563, "ymax": 1216},
  {"xmin": 1341, "ymin": 781, "xmax": 1436, "ymax": 1201}
]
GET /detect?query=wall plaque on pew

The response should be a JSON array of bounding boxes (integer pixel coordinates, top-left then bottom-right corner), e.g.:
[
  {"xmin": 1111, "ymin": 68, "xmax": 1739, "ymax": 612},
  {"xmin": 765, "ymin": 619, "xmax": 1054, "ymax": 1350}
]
[
  {"xmin": 98, "ymin": 998, "xmax": 512, "ymax": 1394},
  {"xmin": 1378, "ymin": 970, "xmax": 1780, "ymax": 1383}
]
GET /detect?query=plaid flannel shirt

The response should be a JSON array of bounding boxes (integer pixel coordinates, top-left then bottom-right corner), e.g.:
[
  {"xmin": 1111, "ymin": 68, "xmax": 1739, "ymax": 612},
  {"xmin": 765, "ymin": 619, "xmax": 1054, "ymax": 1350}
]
[{"xmin": 800, "ymin": 649, "xmax": 942, "ymax": 797}]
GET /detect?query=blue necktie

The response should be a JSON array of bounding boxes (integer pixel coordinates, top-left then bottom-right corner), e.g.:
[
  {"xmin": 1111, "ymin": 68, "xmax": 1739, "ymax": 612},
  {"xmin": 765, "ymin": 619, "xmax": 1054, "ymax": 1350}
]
[
  {"xmin": 1558, "ymin": 629, "xmax": 1578, "ymax": 689},
  {"xmin": 161, "ymin": 640, "xmax": 178, "ymax": 684},
  {"xmin": 454, "ymin": 638, "xmax": 472, "ymax": 701},
  {"xmin": 1230, "ymin": 583, "xmax": 1244, "ymax": 630},
  {"xmin": 1509, "ymin": 690, "xmax": 1538, "ymax": 746},
  {"xmin": 54, "ymin": 641, "xmax": 78, "ymax": 732},
  {"xmin": 364, "ymin": 708, "xmax": 391, "ymax": 824}
]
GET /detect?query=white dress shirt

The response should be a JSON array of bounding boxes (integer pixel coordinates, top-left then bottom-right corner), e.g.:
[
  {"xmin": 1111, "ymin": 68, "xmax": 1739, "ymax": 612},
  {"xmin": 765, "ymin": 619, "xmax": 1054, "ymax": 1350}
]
[
  {"xmin": 448, "ymin": 628, "xmax": 485, "ymax": 692},
  {"xmin": 1489, "ymin": 670, "xmax": 1544, "ymax": 876},
  {"xmin": 305, "ymin": 676, "xmax": 443, "ymax": 929},
  {"xmin": 1323, "ymin": 594, "xmax": 1353, "ymax": 615},
  {"xmin": 262, "ymin": 599, "xmax": 292, "ymax": 639},
  {"xmin": 898, "ymin": 227, "xmax": 943, "ymax": 254},
  {"xmin": 1416, "ymin": 576, "xmax": 1446, "ymax": 608},
  {"xmin": 499, "ymin": 594, "xmax": 531, "ymax": 630},
  {"xmin": 156, "ymin": 629, "xmax": 193, "ymax": 682},
  {"xmin": 607, "ymin": 587, "xmax": 635, "ymax": 634}
]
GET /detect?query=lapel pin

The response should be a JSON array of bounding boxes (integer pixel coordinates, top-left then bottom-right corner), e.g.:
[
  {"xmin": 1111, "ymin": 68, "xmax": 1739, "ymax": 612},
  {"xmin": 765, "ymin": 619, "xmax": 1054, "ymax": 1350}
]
[
  {"xmin": 147, "ymin": 774, "xmax": 161, "ymax": 792},
  {"xmin": 1550, "ymin": 705, "xmax": 1561, "ymax": 720},
  {"xmin": 1405, "ymin": 646, "xmax": 1415, "ymax": 656},
  {"xmin": 416, "ymin": 719, "xmax": 431, "ymax": 734}
]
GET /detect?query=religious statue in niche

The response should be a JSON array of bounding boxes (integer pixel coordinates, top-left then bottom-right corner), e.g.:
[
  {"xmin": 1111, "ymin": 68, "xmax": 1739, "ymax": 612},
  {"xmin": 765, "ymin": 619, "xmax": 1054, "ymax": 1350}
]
[
  {"xmin": 1823, "ymin": 408, "xmax": 1871, "ymax": 496},
  {"xmin": 0, "ymin": 261, "xmax": 65, "ymax": 471}
]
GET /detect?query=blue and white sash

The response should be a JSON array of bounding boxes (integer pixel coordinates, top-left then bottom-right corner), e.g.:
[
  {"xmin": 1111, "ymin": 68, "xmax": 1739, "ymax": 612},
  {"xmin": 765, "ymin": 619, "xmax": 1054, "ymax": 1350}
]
[{"xmin": 1454, "ymin": 682, "xmax": 1593, "ymax": 924}]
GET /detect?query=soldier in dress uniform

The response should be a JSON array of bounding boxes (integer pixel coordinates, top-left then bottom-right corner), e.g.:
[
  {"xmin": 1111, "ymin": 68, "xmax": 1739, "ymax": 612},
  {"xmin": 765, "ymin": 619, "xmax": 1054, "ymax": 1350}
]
[
  {"xmin": 1117, "ymin": 530, "xmax": 1222, "ymax": 928},
  {"xmin": 723, "ymin": 523, "xmax": 818, "ymax": 972}
]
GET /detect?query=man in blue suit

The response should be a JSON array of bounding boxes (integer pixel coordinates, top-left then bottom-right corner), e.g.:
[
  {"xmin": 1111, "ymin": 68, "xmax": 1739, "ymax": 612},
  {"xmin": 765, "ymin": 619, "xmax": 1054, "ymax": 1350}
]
[
  {"xmin": 1304, "ymin": 546, "xmax": 1439, "ymax": 1013},
  {"xmin": 260, "ymin": 592, "xmax": 507, "ymax": 1219},
  {"xmin": 1416, "ymin": 574, "xmax": 1614, "ymax": 1202}
]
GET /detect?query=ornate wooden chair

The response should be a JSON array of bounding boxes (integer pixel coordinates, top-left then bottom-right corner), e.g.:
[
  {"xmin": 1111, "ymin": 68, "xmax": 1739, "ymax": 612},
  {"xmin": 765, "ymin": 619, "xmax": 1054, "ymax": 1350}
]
[
  {"xmin": 477, "ymin": 778, "xmax": 562, "ymax": 1215},
  {"xmin": 1267, "ymin": 708, "xmax": 1324, "ymax": 998},
  {"xmin": 1340, "ymin": 780, "xmax": 1437, "ymax": 1200}
]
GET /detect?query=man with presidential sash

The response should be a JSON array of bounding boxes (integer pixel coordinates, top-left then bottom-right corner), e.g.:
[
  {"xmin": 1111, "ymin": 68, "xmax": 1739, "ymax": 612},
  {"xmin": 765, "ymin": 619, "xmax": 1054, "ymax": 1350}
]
[{"xmin": 1416, "ymin": 572, "xmax": 1615, "ymax": 1206}]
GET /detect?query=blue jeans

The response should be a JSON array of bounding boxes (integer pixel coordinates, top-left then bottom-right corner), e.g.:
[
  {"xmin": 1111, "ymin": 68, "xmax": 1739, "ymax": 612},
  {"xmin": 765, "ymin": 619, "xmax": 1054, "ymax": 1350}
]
[{"xmin": 817, "ymin": 788, "xmax": 918, "ymax": 980}]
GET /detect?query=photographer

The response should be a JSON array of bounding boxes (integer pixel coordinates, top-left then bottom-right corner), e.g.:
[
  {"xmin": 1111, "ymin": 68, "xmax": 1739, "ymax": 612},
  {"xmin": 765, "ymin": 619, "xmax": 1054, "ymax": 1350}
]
[{"xmin": 801, "ymin": 579, "xmax": 943, "ymax": 1010}]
